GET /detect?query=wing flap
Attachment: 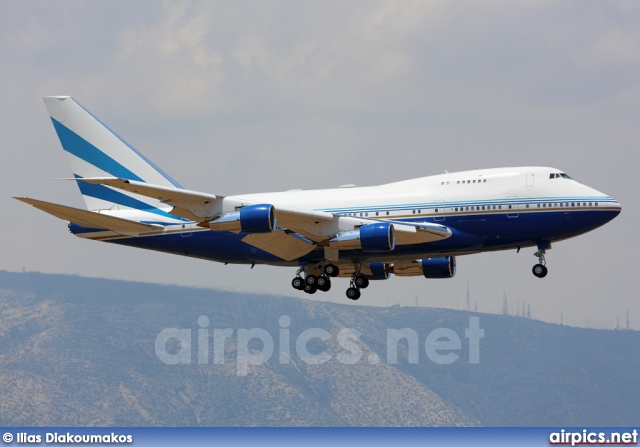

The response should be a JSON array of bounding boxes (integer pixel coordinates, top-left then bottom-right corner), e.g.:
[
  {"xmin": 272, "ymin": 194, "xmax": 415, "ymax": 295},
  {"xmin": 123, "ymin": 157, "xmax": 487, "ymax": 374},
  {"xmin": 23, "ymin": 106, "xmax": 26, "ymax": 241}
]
[
  {"xmin": 272, "ymin": 206, "xmax": 338, "ymax": 242},
  {"xmin": 242, "ymin": 230, "xmax": 316, "ymax": 261},
  {"xmin": 392, "ymin": 221, "xmax": 452, "ymax": 244},
  {"xmin": 15, "ymin": 197, "xmax": 162, "ymax": 237}
]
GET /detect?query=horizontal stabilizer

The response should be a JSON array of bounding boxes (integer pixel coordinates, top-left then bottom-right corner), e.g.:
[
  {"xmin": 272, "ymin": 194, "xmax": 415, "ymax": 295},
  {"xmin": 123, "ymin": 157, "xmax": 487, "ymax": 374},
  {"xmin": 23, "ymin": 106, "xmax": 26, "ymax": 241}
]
[
  {"xmin": 71, "ymin": 177, "xmax": 219, "ymax": 220},
  {"xmin": 15, "ymin": 197, "xmax": 163, "ymax": 237}
]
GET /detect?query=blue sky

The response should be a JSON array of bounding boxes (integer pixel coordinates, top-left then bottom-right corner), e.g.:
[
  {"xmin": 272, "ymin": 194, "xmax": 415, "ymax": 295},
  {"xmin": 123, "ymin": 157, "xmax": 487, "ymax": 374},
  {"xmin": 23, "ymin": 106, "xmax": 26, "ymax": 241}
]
[{"xmin": 1, "ymin": 1, "xmax": 638, "ymax": 328}]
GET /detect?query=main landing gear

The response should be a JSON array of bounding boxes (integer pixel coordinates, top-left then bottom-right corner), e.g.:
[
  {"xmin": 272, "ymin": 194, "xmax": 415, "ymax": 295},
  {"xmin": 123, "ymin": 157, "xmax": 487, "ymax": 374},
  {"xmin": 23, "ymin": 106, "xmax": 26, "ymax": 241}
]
[
  {"xmin": 291, "ymin": 263, "xmax": 340, "ymax": 295},
  {"xmin": 346, "ymin": 274, "xmax": 369, "ymax": 301},
  {"xmin": 290, "ymin": 262, "xmax": 371, "ymax": 300},
  {"xmin": 532, "ymin": 248, "xmax": 548, "ymax": 278}
]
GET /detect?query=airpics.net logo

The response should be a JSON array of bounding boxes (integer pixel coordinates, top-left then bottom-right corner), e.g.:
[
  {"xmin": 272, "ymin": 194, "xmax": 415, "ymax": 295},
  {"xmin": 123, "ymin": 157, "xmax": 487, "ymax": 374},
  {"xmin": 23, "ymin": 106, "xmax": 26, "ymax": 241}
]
[{"xmin": 155, "ymin": 316, "xmax": 484, "ymax": 376}]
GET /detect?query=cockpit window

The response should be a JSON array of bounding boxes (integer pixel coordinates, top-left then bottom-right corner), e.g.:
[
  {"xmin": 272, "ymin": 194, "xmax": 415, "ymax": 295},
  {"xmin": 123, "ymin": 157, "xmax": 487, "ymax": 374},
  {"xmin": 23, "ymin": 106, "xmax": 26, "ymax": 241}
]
[{"xmin": 550, "ymin": 172, "xmax": 573, "ymax": 180}]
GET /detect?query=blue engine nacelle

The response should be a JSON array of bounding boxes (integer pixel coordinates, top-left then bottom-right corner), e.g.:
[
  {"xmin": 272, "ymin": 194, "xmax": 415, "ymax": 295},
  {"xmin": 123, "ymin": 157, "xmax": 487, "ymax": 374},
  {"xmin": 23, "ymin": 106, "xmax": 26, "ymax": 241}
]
[
  {"xmin": 366, "ymin": 262, "xmax": 391, "ymax": 280},
  {"xmin": 360, "ymin": 222, "xmax": 395, "ymax": 252},
  {"xmin": 421, "ymin": 257, "xmax": 456, "ymax": 278},
  {"xmin": 240, "ymin": 204, "xmax": 275, "ymax": 233}
]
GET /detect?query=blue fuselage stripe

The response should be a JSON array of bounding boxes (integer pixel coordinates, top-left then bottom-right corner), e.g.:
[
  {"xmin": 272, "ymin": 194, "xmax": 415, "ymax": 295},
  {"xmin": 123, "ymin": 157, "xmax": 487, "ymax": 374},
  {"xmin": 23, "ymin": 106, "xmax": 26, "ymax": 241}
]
[
  {"xmin": 92, "ymin": 208, "xmax": 619, "ymax": 265},
  {"xmin": 319, "ymin": 197, "xmax": 616, "ymax": 215}
]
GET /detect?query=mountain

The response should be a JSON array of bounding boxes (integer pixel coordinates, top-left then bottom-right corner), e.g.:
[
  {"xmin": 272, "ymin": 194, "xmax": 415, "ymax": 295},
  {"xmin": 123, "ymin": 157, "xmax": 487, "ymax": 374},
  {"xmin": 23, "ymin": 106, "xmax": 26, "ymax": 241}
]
[{"xmin": 0, "ymin": 271, "xmax": 637, "ymax": 426}]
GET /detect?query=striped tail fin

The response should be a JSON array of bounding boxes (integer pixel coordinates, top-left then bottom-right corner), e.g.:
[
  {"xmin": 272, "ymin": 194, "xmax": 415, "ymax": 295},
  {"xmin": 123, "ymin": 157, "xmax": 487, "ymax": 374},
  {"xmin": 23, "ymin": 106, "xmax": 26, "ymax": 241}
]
[{"xmin": 43, "ymin": 96, "xmax": 183, "ymax": 215}]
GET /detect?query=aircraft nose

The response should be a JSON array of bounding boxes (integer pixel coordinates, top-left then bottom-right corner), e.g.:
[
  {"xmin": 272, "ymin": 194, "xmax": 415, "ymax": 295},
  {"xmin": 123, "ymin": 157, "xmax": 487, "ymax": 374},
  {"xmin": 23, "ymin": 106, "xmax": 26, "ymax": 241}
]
[
  {"xmin": 606, "ymin": 197, "xmax": 621, "ymax": 219},
  {"xmin": 613, "ymin": 199, "xmax": 621, "ymax": 214}
]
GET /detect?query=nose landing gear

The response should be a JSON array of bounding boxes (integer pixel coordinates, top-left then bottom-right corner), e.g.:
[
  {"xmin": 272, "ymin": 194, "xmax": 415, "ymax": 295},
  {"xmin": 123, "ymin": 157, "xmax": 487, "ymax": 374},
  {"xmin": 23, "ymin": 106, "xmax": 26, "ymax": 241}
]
[{"xmin": 532, "ymin": 246, "xmax": 549, "ymax": 278}]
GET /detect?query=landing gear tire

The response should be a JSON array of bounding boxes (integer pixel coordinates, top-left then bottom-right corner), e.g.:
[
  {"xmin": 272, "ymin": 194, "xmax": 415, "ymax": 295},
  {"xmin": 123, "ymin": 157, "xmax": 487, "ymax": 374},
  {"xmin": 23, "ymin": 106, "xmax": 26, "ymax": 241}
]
[
  {"xmin": 304, "ymin": 284, "xmax": 318, "ymax": 294},
  {"xmin": 354, "ymin": 275, "xmax": 369, "ymax": 289},
  {"xmin": 317, "ymin": 276, "xmax": 331, "ymax": 292},
  {"xmin": 324, "ymin": 264, "xmax": 340, "ymax": 278},
  {"xmin": 346, "ymin": 287, "xmax": 361, "ymax": 300},
  {"xmin": 292, "ymin": 277, "xmax": 305, "ymax": 290},
  {"xmin": 305, "ymin": 275, "xmax": 318, "ymax": 286},
  {"xmin": 532, "ymin": 264, "xmax": 548, "ymax": 278}
]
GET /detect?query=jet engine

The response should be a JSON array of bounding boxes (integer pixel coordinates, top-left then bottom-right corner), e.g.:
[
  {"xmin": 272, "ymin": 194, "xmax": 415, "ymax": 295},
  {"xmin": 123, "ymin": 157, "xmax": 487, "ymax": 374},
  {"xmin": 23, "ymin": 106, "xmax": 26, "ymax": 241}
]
[
  {"xmin": 239, "ymin": 204, "xmax": 275, "ymax": 233},
  {"xmin": 393, "ymin": 257, "xmax": 456, "ymax": 278},
  {"xmin": 366, "ymin": 262, "xmax": 391, "ymax": 280},
  {"xmin": 208, "ymin": 203, "xmax": 275, "ymax": 233},
  {"xmin": 329, "ymin": 222, "xmax": 396, "ymax": 252}
]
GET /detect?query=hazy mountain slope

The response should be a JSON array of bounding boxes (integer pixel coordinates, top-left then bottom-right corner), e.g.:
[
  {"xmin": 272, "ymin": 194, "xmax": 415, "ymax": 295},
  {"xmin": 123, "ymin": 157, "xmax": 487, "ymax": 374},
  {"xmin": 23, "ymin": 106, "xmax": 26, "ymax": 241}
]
[{"xmin": 0, "ymin": 271, "xmax": 637, "ymax": 426}]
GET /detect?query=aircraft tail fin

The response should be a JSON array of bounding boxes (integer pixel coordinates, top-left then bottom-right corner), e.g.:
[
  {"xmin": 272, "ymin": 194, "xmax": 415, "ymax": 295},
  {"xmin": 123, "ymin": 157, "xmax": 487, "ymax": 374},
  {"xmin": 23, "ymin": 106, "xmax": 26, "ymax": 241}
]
[{"xmin": 43, "ymin": 96, "xmax": 183, "ymax": 213}]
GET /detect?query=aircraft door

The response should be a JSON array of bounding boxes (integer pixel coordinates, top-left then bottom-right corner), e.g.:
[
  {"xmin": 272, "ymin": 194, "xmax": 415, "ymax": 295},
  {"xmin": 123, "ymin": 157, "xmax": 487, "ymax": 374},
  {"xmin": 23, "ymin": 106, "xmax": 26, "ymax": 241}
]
[
  {"xmin": 526, "ymin": 172, "xmax": 535, "ymax": 186},
  {"xmin": 507, "ymin": 196, "xmax": 519, "ymax": 218},
  {"xmin": 180, "ymin": 218, "xmax": 192, "ymax": 237},
  {"xmin": 433, "ymin": 200, "xmax": 446, "ymax": 221}
]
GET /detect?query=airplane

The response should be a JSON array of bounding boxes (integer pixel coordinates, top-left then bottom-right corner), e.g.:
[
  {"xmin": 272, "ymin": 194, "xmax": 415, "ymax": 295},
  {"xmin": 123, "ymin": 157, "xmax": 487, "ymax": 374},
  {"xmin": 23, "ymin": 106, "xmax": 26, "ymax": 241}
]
[{"xmin": 16, "ymin": 96, "xmax": 621, "ymax": 300}]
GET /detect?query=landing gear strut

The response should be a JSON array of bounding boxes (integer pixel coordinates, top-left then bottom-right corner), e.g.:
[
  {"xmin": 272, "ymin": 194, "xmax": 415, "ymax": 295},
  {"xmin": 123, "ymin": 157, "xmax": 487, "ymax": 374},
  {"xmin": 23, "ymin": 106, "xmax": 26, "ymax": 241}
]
[{"xmin": 532, "ymin": 249, "xmax": 548, "ymax": 278}]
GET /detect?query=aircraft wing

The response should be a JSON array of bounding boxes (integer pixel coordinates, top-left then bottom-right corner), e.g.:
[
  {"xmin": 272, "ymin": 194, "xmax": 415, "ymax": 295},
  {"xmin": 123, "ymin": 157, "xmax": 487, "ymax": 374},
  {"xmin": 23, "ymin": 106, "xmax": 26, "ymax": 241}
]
[
  {"xmin": 274, "ymin": 205, "xmax": 452, "ymax": 244},
  {"xmin": 15, "ymin": 197, "xmax": 163, "ymax": 237}
]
